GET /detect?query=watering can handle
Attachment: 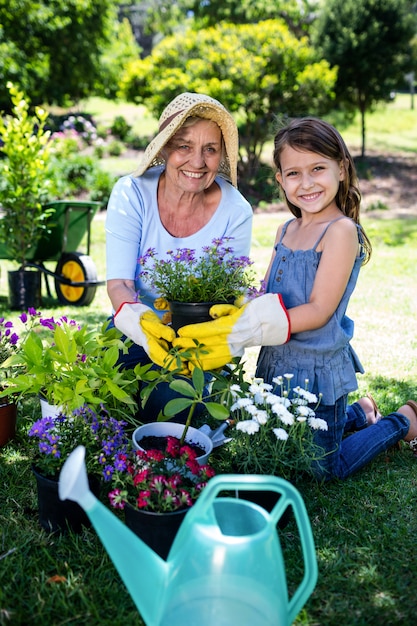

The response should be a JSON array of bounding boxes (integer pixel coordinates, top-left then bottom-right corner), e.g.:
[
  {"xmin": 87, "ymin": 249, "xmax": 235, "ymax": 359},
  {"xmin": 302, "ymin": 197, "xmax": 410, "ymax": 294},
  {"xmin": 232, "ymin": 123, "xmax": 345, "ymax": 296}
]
[{"xmin": 194, "ymin": 474, "xmax": 318, "ymax": 624}]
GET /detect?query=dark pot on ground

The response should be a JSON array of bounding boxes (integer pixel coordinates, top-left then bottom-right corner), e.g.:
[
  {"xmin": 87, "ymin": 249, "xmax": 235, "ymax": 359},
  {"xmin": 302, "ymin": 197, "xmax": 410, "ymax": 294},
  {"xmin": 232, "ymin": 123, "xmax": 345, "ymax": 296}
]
[
  {"xmin": 8, "ymin": 268, "xmax": 42, "ymax": 310},
  {"xmin": 32, "ymin": 466, "xmax": 100, "ymax": 534},
  {"xmin": 124, "ymin": 503, "xmax": 188, "ymax": 560},
  {"xmin": 0, "ymin": 398, "xmax": 17, "ymax": 447}
]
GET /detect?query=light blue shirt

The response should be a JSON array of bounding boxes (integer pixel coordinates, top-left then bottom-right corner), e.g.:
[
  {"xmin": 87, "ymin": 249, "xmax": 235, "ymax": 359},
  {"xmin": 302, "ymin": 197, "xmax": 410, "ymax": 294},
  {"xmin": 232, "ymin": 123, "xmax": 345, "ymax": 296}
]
[{"xmin": 106, "ymin": 166, "xmax": 253, "ymax": 311}]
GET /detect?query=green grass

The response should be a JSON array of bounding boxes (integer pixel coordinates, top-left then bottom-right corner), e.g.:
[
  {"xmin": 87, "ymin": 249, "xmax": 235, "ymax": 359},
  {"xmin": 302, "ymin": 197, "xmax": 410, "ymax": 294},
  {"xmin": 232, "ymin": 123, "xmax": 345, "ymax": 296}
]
[
  {"xmin": 1, "ymin": 212, "xmax": 416, "ymax": 625},
  {"xmin": 332, "ymin": 93, "xmax": 417, "ymax": 155}
]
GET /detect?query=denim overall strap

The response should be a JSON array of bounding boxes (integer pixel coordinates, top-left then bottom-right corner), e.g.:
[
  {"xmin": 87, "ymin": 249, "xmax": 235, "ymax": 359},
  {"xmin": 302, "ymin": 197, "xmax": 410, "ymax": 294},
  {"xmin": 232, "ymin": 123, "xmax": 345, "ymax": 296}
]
[{"xmin": 311, "ymin": 216, "xmax": 348, "ymax": 251}]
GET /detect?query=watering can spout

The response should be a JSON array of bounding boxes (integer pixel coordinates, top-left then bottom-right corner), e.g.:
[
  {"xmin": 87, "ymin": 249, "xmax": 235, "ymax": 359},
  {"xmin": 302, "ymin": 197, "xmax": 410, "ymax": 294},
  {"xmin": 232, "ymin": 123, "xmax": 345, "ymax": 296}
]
[{"xmin": 58, "ymin": 446, "xmax": 168, "ymax": 625}]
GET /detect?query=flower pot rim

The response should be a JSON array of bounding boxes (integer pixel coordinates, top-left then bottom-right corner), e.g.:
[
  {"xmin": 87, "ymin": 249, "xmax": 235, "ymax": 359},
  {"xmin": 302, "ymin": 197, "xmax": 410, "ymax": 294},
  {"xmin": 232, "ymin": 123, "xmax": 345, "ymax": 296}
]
[{"xmin": 132, "ymin": 422, "xmax": 213, "ymax": 463}]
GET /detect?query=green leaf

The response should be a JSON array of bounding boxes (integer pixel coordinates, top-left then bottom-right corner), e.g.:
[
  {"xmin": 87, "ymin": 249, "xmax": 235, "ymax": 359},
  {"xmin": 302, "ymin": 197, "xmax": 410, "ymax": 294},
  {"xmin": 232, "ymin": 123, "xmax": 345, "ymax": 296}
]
[
  {"xmin": 206, "ymin": 402, "xmax": 230, "ymax": 420},
  {"xmin": 192, "ymin": 366, "xmax": 205, "ymax": 394},
  {"xmin": 163, "ymin": 397, "xmax": 193, "ymax": 417},
  {"xmin": 169, "ymin": 379, "xmax": 196, "ymax": 398}
]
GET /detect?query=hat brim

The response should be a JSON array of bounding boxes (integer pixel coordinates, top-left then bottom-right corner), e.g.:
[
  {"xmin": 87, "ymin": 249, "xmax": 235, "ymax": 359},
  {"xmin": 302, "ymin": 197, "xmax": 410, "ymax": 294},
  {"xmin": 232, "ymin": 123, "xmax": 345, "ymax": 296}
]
[{"xmin": 133, "ymin": 101, "xmax": 238, "ymax": 187}]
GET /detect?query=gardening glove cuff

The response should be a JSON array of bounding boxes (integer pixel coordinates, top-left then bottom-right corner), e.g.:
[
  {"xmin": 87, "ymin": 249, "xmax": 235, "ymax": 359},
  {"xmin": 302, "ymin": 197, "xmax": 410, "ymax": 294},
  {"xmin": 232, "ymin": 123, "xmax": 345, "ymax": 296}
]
[{"xmin": 114, "ymin": 302, "xmax": 176, "ymax": 367}]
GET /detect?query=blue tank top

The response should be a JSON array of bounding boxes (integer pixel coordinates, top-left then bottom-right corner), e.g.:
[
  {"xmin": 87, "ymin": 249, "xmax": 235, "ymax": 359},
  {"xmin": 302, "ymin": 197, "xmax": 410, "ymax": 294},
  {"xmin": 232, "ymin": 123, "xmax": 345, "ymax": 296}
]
[{"xmin": 256, "ymin": 217, "xmax": 365, "ymax": 405}]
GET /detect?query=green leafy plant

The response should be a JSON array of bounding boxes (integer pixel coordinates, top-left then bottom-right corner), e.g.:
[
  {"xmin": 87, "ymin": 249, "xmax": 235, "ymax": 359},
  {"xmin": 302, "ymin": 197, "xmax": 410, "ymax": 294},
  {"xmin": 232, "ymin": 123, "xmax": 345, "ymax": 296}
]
[
  {"xmin": 29, "ymin": 405, "xmax": 129, "ymax": 480},
  {"xmin": 138, "ymin": 237, "xmax": 261, "ymax": 303},
  {"xmin": 0, "ymin": 312, "xmax": 138, "ymax": 420},
  {"xmin": 134, "ymin": 342, "xmax": 240, "ymax": 443},
  {"xmin": 0, "ymin": 83, "xmax": 54, "ymax": 269}
]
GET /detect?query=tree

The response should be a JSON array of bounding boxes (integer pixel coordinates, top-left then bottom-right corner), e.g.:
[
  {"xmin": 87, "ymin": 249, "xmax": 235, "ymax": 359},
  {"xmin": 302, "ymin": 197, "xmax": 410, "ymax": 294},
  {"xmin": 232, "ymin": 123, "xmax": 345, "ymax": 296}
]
[
  {"xmin": 313, "ymin": 0, "xmax": 416, "ymax": 157},
  {"xmin": 141, "ymin": 0, "xmax": 319, "ymax": 38},
  {"xmin": 95, "ymin": 17, "xmax": 141, "ymax": 99},
  {"xmin": 119, "ymin": 19, "xmax": 336, "ymax": 193},
  {"xmin": 0, "ymin": 0, "xmax": 122, "ymax": 108}
]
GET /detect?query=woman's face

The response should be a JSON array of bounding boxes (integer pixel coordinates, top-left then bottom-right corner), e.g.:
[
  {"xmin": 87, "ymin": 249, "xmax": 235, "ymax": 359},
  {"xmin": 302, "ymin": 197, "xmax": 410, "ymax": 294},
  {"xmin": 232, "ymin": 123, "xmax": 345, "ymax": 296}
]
[{"xmin": 162, "ymin": 119, "xmax": 223, "ymax": 193}]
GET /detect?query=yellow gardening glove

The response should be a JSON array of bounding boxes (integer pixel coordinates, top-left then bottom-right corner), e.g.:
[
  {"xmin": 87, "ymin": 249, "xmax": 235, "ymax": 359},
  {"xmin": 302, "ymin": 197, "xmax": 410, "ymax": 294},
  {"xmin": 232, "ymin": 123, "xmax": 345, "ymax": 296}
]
[
  {"xmin": 173, "ymin": 293, "xmax": 291, "ymax": 371},
  {"xmin": 114, "ymin": 302, "xmax": 176, "ymax": 368}
]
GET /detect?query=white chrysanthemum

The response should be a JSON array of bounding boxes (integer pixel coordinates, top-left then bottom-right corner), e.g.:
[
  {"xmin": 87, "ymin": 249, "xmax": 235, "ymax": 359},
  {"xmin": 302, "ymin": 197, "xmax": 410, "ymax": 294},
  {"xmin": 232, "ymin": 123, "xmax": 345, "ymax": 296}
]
[
  {"xmin": 235, "ymin": 397, "xmax": 253, "ymax": 409},
  {"xmin": 230, "ymin": 384, "xmax": 242, "ymax": 394},
  {"xmin": 253, "ymin": 391, "xmax": 266, "ymax": 404},
  {"xmin": 293, "ymin": 386, "xmax": 318, "ymax": 404},
  {"xmin": 308, "ymin": 417, "xmax": 328, "ymax": 431},
  {"xmin": 272, "ymin": 376, "xmax": 283, "ymax": 386},
  {"xmin": 265, "ymin": 393, "xmax": 290, "ymax": 408},
  {"xmin": 296, "ymin": 416, "xmax": 307, "ymax": 423},
  {"xmin": 271, "ymin": 404, "xmax": 295, "ymax": 425},
  {"xmin": 284, "ymin": 373, "xmax": 294, "ymax": 380},
  {"xmin": 245, "ymin": 404, "xmax": 259, "ymax": 416},
  {"xmin": 296, "ymin": 405, "xmax": 314, "ymax": 417},
  {"xmin": 253, "ymin": 410, "xmax": 269, "ymax": 425},
  {"xmin": 236, "ymin": 420, "xmax": 260, "ymax": 435},
  {"xmin": 273, "ymin": 428, "xmax": 289, "ymax": 441}
]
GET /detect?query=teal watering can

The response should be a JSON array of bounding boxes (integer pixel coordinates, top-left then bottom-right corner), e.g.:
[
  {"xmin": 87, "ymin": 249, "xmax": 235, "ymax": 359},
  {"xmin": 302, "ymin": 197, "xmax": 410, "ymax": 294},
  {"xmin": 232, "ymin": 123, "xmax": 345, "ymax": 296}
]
[{"xmin": 59, "ymin": 446, "xmax": 318, "ymax": 626}]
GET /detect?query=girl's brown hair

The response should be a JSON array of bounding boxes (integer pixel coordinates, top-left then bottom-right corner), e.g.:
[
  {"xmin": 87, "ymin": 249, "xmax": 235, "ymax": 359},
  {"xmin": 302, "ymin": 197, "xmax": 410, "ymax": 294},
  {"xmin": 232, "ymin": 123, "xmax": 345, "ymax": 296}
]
[{"xmin": 273, "ymin": 117, "xmax": 371, "ymax": 263}]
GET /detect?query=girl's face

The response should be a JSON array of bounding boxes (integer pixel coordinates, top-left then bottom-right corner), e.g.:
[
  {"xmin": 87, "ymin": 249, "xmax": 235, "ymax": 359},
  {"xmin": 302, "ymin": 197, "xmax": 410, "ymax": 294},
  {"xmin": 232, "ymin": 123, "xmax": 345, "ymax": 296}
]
[
  {"xmin": 162, "ymin": 119, "xmax": 223, "ymax": 193},
  {"xmin": 276, "ymin": 145, "xmax": 345, "ymax": 216}
]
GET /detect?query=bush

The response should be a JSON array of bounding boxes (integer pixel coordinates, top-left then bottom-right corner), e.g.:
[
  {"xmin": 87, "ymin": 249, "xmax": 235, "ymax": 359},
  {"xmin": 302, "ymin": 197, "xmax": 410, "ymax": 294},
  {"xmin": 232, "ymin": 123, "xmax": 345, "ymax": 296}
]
[
  {"xmin": 110, "ymin": 115, "xmax": 131, "ymax": 140},
  {"xmin": 107, "ymin": 140, "xmax": 124, "ymax": 156},
  {"xmin": 88, "ymin": 169, "xmax": 115, "ymax": 209}
]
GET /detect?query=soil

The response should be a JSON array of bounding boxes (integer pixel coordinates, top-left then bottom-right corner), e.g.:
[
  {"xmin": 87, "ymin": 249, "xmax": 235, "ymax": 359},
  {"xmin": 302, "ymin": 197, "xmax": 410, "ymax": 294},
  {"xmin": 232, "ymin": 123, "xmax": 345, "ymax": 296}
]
[
  {"xmin": 253, "ymin": 150, "xmax": 417, "ymax": 219},
  {"xmin": 138, "ymin": 435, "xmax": 207, "ymax": 458}
]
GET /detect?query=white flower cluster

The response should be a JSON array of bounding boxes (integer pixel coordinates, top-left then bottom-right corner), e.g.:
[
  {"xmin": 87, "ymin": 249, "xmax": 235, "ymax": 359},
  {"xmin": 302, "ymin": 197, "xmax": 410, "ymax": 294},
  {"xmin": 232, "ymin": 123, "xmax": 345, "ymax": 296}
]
[{"xmin": 230, "ymin": 374, "xmax": 328, "ymax": 438}]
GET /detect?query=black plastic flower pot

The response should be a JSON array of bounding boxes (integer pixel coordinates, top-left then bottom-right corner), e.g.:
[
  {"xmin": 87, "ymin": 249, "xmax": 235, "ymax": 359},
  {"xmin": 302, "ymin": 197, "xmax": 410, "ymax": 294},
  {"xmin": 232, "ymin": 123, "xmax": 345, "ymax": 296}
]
[{"xmin": 8, "ymin": 268, "xmax": 41, "ymax": 310}]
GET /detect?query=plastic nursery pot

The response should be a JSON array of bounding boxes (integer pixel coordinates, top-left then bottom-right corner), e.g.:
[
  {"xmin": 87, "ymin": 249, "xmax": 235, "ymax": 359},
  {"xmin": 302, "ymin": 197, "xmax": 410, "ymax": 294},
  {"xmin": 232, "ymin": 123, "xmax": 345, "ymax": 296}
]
[
  {"xmin": 32, "ymin": 466, "xmax": 100, "ymax": 534},
  {"xmin": 132, "ymin": 422, "xmax": 213, "ymax": 466},
  {"xmin": 8, "ymin": 268, "xmax": 42, "ymax": 311},
  {"xmin": 124, "ymin": 504, "xmax": 188, "ymax": 561},
  {"xmin": 169, "ymin": 301, "xmax": 218, "ymax": 332},
  {"xmin": 0, "ymin": 398, "xmax": 17, "ymax": 447}
]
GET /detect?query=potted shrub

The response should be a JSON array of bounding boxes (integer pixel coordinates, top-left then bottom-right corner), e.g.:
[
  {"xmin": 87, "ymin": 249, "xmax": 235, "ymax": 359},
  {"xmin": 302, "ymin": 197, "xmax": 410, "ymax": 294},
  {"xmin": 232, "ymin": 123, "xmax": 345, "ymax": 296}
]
[
  {"xmin": 0, "ymin": 83, "xmax": 54, "ymax": 309},
  {"xmin": 0, "ymin": 311, "xmax": 139, "ymax": 422},
  {"xmin": 138, "ymin": 237, "xmax": 262, "ymax": 330},
  {"xmin": 28, "ymin": 404, "xmax": 129, "ymax": 533},
  {"xmin": 131, "ymin": 341, "xmax": 236, "ymax": 456}
]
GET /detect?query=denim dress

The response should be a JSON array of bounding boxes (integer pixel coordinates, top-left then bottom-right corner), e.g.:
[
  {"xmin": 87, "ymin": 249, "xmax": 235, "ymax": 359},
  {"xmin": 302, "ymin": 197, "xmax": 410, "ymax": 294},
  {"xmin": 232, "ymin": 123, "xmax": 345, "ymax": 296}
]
[{"xmin": 256, "ymin": 217, "xmax": 365, "ymax": 404}]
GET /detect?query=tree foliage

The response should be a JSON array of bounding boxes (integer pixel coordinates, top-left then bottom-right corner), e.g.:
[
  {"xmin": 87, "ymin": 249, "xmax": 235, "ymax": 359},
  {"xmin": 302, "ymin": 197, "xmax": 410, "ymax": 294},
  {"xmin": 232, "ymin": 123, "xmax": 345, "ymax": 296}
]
[
  {"xmin": 0, "ymin": 0, "xmax": 122, "ymax": 108},
  {"xmin": 142, "ymin": 0, "xmax": 319, "ymax": 37},
  {"xmin": 313, "ymin": 0, "xmax": 417, "ymax": 156},
  {"xmin": 119, "ymin": 19, "xmax": 336, "ymax": 190},
  {"xmin": 95, "ymin": 17, "xmax": 141, "ymax": 99}
]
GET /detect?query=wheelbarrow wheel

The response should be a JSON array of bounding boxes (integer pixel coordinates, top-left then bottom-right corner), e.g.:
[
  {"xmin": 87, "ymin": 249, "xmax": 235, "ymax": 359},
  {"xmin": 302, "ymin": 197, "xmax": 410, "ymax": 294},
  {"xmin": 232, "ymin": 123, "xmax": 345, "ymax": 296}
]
[{"xmin": 54, "ymin": 252, "xmax": 97, "ymax": 306}]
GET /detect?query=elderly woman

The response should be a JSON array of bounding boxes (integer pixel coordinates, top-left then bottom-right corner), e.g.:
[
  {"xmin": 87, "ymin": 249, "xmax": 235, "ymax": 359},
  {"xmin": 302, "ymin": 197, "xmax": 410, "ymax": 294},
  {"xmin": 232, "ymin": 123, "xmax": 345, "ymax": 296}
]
[{"xmin": 105, "ymin": 93, "xmax": 252, "ymax": 415}]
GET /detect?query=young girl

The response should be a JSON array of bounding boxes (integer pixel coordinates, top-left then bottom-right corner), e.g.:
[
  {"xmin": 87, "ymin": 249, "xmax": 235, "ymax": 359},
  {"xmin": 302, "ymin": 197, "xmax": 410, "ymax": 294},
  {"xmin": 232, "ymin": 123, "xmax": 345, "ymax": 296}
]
[{"xmin": 176, "ymin": 117, "xmax": 417, "ymax": 480}]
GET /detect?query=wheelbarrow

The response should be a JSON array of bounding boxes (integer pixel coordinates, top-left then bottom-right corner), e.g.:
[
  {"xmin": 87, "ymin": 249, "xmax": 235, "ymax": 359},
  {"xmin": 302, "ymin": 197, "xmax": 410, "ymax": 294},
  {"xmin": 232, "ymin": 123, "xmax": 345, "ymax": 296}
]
[{"xmin": 0, "ymin": 200, "xmax": 105, "ymax": 306}]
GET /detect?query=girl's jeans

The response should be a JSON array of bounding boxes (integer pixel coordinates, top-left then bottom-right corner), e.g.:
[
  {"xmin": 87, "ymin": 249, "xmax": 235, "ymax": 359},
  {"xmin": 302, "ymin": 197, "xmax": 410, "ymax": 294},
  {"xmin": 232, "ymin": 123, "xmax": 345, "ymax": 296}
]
[{"xmin": 312, "ymin": 396, "xmax": 410, "ymax": 481}]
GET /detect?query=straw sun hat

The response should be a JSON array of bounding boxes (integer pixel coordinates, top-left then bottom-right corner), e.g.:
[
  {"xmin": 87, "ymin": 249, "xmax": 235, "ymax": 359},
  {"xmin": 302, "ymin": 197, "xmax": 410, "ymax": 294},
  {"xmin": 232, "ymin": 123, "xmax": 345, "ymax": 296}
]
[{"xmin": 134, "ymin": 92, "xmax": 239, "ymax": 187}]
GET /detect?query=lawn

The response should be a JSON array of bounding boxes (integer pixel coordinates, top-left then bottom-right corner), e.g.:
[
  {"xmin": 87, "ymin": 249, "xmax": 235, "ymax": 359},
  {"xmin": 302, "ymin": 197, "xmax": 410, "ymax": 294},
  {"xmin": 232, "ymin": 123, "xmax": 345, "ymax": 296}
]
[{"xmin": 1, "ymin": 95, "xmax": 417, "ymax": 625}]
